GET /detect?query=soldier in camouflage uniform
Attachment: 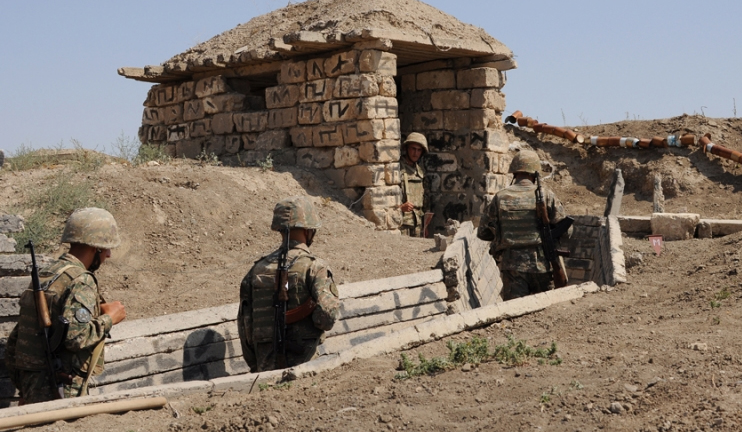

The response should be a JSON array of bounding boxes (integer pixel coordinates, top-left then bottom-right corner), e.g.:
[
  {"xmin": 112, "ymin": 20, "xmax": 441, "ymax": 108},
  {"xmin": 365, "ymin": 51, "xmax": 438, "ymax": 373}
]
[
  {"xmin": 399, "ymin": 132, "xmax": 429, "ymax": 237},
  {"xmin": 477, "ymin": 150, "xmax": 572, "ymax": 300},
  {"xmin": 238, "ymin": 196, "xmax": 340, "ymax": 372},
  {"xmin": 5, "ymin": 208, "xmax": 127, "ymax": 404}
]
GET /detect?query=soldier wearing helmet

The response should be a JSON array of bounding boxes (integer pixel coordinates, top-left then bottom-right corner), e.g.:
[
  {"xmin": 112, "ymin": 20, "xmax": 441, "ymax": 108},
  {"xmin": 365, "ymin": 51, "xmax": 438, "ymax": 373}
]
[
  {"xmin": 5, "ymin": 208, "xmax": 126, "ymax": 404},
  {"xmin": 399, "ymin": 132, "xmax": 429, "ymax": 237},
  {"xmin": 477, "ymin": 150, "xmax": 572, "ymax": 300},
  {"xmin": 237, "ymin": 196, "xmax": 339, "ymax": 372}
]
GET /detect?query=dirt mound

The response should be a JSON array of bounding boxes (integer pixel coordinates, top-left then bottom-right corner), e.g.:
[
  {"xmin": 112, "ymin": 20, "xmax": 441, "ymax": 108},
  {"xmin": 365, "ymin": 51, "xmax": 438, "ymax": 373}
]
[
  {"xmin": 510, "ymin": 115, "xmax": 742, "ymax": 218},
  {"xmin": 1, "ymin": 161, "xmax": 441, "ymax": 321},
  {"xmin": 164, "ymin": 0, "xmax": 509, "ymax": 67}
]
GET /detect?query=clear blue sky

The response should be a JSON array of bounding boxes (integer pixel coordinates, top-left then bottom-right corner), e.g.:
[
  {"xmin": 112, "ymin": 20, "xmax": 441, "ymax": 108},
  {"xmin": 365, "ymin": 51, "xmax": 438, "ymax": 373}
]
[{"xmin": 2, "ymin": 0, "xmax": 740, "ymax": 155}]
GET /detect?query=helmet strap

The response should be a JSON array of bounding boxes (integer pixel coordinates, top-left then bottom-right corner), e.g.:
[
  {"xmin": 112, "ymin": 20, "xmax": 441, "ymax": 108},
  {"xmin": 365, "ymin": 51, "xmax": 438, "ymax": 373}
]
[{"xmin": 88, "ymin": 249, "xmax": 102, "ymax": 273}]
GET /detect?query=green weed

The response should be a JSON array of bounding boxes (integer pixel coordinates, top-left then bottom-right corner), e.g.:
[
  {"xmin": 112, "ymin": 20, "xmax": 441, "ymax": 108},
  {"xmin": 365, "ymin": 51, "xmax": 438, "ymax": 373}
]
[
  {"xmin": 191, "ymin": 405, "xmax": 214, "ymax": 415},
  {"xmin": 712, "ymin": 316, "xmax": 721, "ymax": 325},
  {"xmin": 134, "ymin": 143, "xmax": 171, "ymax": 166},
  {"xmin": 7, "ymin": 140, "xmax": 107, "ymax": 173},
  {"xmin": 197, "ymin": 149, "xmax": 221, "ymax": 166},
  {"xmin": 491, "ymin": 336, "xmax": 558, "ymax": 367},
  {"xmin": 257, "ymin": 154, "xmax": 274, "ymax": 172},
  {"xmin": 540, "ymin": 392, "xmax": 551, "ymax": 404},
  {"xmin": 714, "ymin": 288, "xmax": 731, "ymax": 301},
  {"xmin": 258, "ymin": 381, "xmax": 293, "ymax": 391},
  {"xmin": 9, "ymin": 172, "xmax": 107, "ymax": 253},
  {"xmin": 710, "ymin": 300, "xmax": 722, "ymax": 309},
  {"xmin": 394, "ymin": 335, "xmax": 561, "ymax": 380},
  {"xmin": 570, "ymin": 380, "xmax": 584, "ymax": 390}
]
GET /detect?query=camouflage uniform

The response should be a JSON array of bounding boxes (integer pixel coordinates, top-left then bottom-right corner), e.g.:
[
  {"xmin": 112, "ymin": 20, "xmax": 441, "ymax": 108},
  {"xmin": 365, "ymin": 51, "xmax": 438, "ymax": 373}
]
[
  {"xmin": 6, "ymin": 255, "xmax": 109, "ymax": 402},
  {"xmin": 5, "ymin": 207, "xmax": 120, "ymax": 404},
  {"xmin": 400, "ymin": 160, "xmax": 427, "ymax": 237},
  {"xmin": 400, "ymin": 132, "xmax": 429, "ymax": 237},
  {"xmin": 477, "ymin": 151, "xmax": 571, "ymax": 300},
  {"xmin": 237, "ymin": 196, "xmax": 340, "ymax": 372}
]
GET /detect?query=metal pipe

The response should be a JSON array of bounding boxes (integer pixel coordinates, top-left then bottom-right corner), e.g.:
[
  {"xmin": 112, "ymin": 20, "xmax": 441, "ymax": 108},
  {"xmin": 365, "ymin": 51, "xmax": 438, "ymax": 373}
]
[{"xmin": 505, "ymin": 110, "xmax": 523, "ymax": 124}]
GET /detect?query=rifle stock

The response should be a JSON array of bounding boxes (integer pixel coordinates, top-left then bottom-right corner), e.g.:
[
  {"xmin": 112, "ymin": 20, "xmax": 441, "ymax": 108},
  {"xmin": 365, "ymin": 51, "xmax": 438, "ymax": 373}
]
[
  {"xmin": 534, "ymin": 174, "xmax": 573, "ymax": 288},
  {"xmin": 26, "ymin": 240, "xmax": 65, "ymax": 399}
]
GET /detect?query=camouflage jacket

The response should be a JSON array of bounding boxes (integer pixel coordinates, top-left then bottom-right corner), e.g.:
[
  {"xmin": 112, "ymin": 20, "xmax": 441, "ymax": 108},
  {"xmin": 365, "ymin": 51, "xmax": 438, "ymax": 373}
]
[
  {"xmin": 6, "ymin": 253, "xmax": 111, "ymax": 378},
  {"xmin": 237, "ymin": 241, "xmax": 339, "ymax": 355},
  {"xmin": 477, "ymin": 178, "xmax": 570, "ymax": 273},
  {"xmin": 400, "ymin": 159, "xmax": 427, "ymax": 228}
]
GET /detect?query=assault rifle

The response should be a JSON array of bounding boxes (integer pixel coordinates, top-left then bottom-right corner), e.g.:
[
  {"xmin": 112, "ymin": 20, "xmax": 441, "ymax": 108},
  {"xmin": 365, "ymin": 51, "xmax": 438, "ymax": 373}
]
[
  {"xmin": 534, "ymin": 173, "xmax": 574, "ymax": 288},
  {"xmin": 26, "ymin": 240, "xmax": 69, "ymax": 399},
  {"xmin": 273, "ymin": 227, "xmax": 290, "ymax": 369}
]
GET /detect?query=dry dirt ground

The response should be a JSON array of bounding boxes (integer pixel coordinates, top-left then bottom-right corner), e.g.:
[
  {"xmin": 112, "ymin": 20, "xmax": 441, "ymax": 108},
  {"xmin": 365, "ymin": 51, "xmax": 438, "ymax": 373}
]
[{"xmin": 6, "ymin": 114, "xmax": 742, "ymax": 431}]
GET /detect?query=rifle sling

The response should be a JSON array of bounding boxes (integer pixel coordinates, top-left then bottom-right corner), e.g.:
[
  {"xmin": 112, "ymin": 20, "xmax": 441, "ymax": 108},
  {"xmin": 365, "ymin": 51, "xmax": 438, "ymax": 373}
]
[
  {"xmin": 285, "ymin": 297, "xmax": 316, "ymax": 325},
  {"xmin": 79, "ymin": 339, "xmax": 105, "ymax": 397}
]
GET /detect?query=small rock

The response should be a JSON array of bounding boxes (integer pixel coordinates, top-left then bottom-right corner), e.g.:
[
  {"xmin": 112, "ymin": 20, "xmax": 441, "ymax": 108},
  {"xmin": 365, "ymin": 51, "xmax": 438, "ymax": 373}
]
[
  {"xmin": 690, "ymin": 342, "xmax": 708, "ymax": 351},
  {"xmin": 624, "ymin": 384, "xmax": 639, "ymax": 393},
  {"xmin": 609, "ymin": 402, "xmax": 624, "ymax": 414},
  {"xmin": 646, "ymin": 377, "xmax": 663, "ymax": 388},
  {"xmin": 626, "ymin": 252, "xmax": 643, "ymax": 268},
  {"xmin": 563, "ymin": 414, "xmax": 572, "ymax": 421},
  {"xmin": 461, "ymin": 364, "xmax": 473, "ymax": 372},
  {"xmin": 379, "ymin": 415, "xmax": 393, "ymax": 424},
  {"xmin": 267, "ymin": 415, "xmax": 279, "ymax": 427}
]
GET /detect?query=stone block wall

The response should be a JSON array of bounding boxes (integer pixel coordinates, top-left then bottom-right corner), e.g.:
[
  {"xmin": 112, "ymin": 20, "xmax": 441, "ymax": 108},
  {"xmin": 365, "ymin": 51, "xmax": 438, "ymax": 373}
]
[
  {"xmin": 139, "ymin": 48, "xmax": 404, "ymax": 230},
  {"xmin": 399, "ymin": 66, "xmax": 511, "ymax": 233}
]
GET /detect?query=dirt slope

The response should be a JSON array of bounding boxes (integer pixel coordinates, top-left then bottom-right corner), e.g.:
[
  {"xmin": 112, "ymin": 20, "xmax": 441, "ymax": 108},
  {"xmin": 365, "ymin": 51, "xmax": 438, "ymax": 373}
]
[{"xmin": 5, "ymin": 115, "xmax": 742, "ymax": 431}]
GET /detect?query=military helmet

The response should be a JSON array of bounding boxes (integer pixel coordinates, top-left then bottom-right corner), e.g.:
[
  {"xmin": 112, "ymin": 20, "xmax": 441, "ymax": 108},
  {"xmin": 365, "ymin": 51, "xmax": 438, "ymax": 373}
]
[
  {"xmin": 403, "ymin": 132, "xmax": 429, "ymax": 154},
  {"xmin": 508, "ymin": 150, "xmax": 541, "ymax": 174},
  {"xmin": 61, "ymin": 208, "xmax": 121, "ymax": 249},
  {"xmin": 271, "ymin": 196, "xmax": 322, "ymax": 231}
]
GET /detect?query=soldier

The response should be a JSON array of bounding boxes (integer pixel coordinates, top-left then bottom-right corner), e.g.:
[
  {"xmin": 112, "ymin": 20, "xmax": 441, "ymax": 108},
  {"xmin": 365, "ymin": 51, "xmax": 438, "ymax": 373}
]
[
  {"xmin": 477, "ymin": 150, "xmax": 572, "ymax": 300},
  {"xmin": 238, "ymin": 196, "xmax": 339, "ymax": 372},
  {"xmin": 5, "ymin": 208, "xmax": 127, "ymax": 404},
  {"xmin": 399, "ymin": 132, "xmax": 429, "ymax": 237}
]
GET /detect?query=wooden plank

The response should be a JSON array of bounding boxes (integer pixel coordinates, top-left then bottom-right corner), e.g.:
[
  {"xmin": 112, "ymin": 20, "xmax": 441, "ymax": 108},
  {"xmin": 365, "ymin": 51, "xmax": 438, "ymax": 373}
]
[
  {"xmin": 327, "ymin": 301, "xmax": 447, "ymax": 337},
  {"xmin": 97, "ymin": 338, "xmax": 242, "ymax": 385},
  {"xmin": 106, "ymin": 321, "xmax": 239, "ymax": 363},
  {"xmin": 340, "ymin": 282, "xmax": 447, "ymax": 319},
  {"xmin": 108, "ymin": 303, "xmax": 238, "ymax": 342},
  {"xmin": 339, "ymin": 270, "xmax": 442, "ymax": 299}
]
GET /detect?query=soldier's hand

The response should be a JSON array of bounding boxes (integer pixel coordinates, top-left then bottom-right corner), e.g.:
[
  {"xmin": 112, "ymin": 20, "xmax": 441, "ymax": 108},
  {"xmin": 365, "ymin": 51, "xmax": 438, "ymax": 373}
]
[
  {"xmin": 101, "ymin": 301, "xmax": 126, "ymax": 325},
  {"xmin": 400, "ymin": 201, "xmax": 414, "ymax": 212}
]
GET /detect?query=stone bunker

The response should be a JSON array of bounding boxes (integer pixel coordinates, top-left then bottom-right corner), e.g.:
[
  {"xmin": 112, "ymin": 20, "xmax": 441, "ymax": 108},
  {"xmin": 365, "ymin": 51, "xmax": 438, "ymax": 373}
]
[{"xmin": 118, "ymin": 0, "xmax": 517, "ymax": 234}]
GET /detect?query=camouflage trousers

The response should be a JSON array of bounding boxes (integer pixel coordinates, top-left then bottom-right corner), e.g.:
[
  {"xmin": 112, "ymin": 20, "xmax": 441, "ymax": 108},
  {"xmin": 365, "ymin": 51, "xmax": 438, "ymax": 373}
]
[
  {"xmin": 16, "ymin": 370, "xmax": 87, "ymax": 405},
  {"xmin": 400, "ymin": 224, "xmax": 421, "ymax": 237},
  {"xmin": 244, "ymin": 338, "xmax": 321, "ymax": 372},
  {"xmin": 501, "ymin": 270, "xmax": 554, "ymax": 301}
]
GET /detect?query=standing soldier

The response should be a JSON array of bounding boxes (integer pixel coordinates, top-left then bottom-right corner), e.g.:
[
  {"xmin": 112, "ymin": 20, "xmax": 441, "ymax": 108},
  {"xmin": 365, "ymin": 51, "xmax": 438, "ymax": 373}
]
[
  {"xmin": 5, "ymin": 208, "xmax": 127, "ymax": 404},
  {"xmin": 238, "ymin": 196, "xmax": 339, "ymax": 372},
  {"xmin": 399, "ymin": 132, "xmax": 429, "ymax": 237},
  {"xmin": 477, "ymin": 150, "xmax": 572, "ymax": 300}
]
